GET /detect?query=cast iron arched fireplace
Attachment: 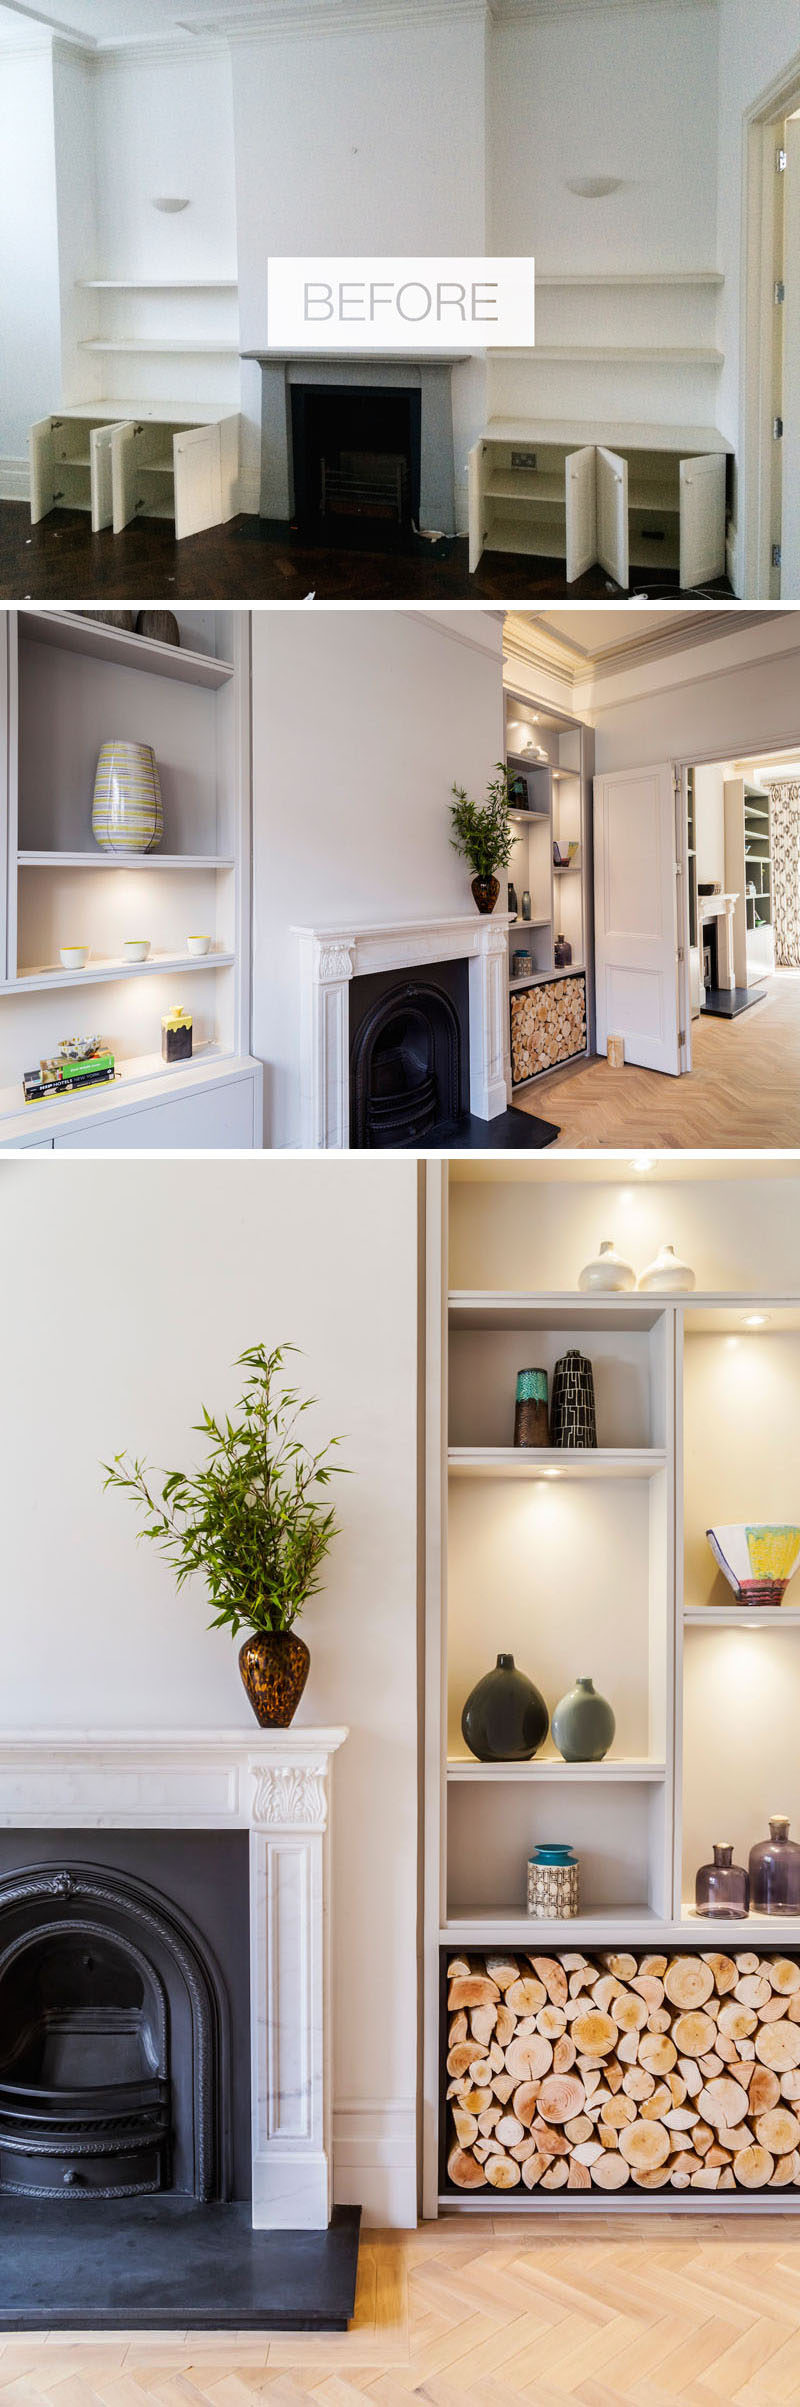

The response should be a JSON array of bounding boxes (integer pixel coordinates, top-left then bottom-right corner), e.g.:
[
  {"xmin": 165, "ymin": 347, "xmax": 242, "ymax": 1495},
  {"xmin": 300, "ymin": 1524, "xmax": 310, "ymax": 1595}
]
[
  {"xmin": 0, "ymin": 1865, "xmax": 229, "ymax": 2201},
  {"xmin": 349, "ymin": 964, "xmax": 468, "ymax": 1147}
]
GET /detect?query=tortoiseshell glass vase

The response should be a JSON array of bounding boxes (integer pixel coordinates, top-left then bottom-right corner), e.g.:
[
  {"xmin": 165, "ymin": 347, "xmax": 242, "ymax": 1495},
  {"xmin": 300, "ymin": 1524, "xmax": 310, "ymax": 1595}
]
[{"xmin": 238, "ymin": 1631, "xmax": 310, "ymax": 1726}]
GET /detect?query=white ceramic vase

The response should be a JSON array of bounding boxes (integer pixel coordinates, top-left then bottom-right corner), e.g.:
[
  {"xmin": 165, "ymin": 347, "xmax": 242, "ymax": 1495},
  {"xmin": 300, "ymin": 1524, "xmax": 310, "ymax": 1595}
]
[
  {"xmin": 638, "ymin": 1242, "xmax": 696, "ymax": 1293},
  {"xmin": 577, "ymin": 1239, "xmax": 636, "ymax": 1294}
]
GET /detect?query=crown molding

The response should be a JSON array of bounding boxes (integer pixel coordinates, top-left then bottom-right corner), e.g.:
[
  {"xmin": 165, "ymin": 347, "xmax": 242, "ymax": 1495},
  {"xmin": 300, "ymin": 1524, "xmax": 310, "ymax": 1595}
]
[
  {"xmin": 180, "ymin": 0, "xmax": 488, "ymax": 38},
  {"xmin": 504, "ymin": 609, "xmax": 785, "ymax": 691},
  {"xmin": 88, "ymin": 31, "xmax": 229, "ymax": 63}
]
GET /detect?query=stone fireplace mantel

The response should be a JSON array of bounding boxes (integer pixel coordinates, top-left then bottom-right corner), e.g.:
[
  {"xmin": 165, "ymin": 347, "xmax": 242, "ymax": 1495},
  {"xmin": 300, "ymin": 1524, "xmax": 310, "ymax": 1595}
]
[
  {"xmin": 243, "ymin": 350, "xmax": 469, "ymax": 531},
  {"xmin": 0, "ymin": 1727, "xmax": 346, "ymax": 2232},
  {"xmin": 295, "ymin": 913, "xmax": 513, "ymax": 1147}
]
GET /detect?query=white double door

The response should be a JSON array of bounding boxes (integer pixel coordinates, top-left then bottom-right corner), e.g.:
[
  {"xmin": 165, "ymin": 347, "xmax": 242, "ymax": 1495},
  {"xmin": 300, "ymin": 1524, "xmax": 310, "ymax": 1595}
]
[
  {"xmin": 566, "ymin": 444, "xmax": 726, "ymax": 589},
  {"xmin": 593, "ymin": 762, "xmax": 691, "ymax": 1077}
]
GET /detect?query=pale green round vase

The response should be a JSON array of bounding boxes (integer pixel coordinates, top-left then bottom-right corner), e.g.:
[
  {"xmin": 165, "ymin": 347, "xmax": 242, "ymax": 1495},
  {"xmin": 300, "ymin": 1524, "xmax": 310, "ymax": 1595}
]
[{"xmin": 551, "ymin": 1675, "xmax": 615, "ymax": 1762}]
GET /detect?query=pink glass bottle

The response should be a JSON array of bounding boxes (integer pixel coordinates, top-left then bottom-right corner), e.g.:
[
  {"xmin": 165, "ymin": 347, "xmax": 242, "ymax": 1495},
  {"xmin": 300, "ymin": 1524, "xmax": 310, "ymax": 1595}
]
[
  {"xmin": 749, "ymin": 1816, "xmax": 800, "ymax": 1914},
  {"xmin": 694, "ymin": 1842, "xmax": 749, "ymax": 1919}
]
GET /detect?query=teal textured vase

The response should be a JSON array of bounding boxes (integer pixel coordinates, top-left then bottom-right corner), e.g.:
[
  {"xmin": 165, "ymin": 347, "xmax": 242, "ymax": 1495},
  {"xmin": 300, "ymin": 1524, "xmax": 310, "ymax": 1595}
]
[
  {"xmin": 552, "ymin": 1675, "xmax": 616, "ymax": 1762},
  {"xmin": 514, "ymin": 1367, "xmax": 549, "ymax": 1447}
]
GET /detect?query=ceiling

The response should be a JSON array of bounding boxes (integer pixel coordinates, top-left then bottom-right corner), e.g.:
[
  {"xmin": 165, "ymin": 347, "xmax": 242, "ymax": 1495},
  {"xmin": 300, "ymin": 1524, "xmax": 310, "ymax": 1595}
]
[
  {"xmin": 0, "ymin": 0, "xmax": 718, "ymax": 49},
  {"xmin": 528, "ymin": 607, "xmax": 701, "ymax": 662}
]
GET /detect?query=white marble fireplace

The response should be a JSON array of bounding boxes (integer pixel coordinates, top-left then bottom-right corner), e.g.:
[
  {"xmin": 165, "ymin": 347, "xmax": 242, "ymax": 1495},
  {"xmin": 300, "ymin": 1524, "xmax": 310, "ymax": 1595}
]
[
  {"xmin": 0, "ymin": 1727, "xmax": 346, "ymax": 2231},
  {"xmin": 294, "ymin": 912, "xmax": 513, "ymax": 1148}
]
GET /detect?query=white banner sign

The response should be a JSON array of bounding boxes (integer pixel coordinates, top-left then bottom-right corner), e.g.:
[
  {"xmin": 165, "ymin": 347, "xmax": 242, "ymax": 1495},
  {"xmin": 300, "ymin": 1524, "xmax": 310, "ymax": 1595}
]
[{"xmin": 266, "ymin": 257, "xmax": 535, "ymax": 350}]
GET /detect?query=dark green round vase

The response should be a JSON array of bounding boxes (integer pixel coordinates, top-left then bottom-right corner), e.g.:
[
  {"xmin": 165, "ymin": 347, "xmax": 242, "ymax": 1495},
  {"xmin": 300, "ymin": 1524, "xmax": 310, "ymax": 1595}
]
[{"xmin": 461, "ymin": 1652, "xmax": 549, "ymax": 1762}]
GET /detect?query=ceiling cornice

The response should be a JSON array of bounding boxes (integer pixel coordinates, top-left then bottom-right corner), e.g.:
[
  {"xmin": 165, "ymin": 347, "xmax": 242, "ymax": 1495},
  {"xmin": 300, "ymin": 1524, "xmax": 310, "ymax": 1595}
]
[
  {"xmin": 504, "ymin": 609, "xmax": 785, "ymax": 690},
  {"xmin": 88, "ymin": 30, "xmax": 228, "ymax": 62},
  {"xmin": 181, "ymin": 0, "xmax": 488, "ymax": 39}
]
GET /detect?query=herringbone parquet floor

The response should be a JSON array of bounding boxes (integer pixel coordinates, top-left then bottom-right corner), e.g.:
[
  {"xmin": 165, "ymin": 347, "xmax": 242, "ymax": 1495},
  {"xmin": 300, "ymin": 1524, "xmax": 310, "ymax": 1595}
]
[
  {"xmin": 520, "ymin": 973, "xmax": 800, "ymax": 1148},
  {"xmin": 8, "ymin": 2215, "xmax": 800, "ymax": 2406}
]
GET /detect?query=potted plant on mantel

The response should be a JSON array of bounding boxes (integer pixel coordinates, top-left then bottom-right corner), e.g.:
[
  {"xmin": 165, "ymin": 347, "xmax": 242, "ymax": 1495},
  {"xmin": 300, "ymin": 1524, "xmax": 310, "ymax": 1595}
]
[
  {"xmin": 103, "ymin": 1343, "xmax": 347, "ymax": 1727},
  {"xmin": 449, "ymin": 763, "xmax": 514, "ymax": 914}
]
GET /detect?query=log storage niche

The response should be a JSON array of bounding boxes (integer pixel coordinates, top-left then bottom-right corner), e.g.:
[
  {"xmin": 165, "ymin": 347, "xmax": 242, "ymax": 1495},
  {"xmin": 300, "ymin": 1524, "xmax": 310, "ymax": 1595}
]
[{"xmin": 443, "ymin": 1947, "xmax": 800, "ymax": 2198}]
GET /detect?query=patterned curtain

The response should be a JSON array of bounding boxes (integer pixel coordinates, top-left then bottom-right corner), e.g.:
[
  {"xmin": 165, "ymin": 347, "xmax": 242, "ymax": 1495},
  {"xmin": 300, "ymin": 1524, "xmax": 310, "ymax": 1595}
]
[{"xmin": 769, "ymin": 783, "xmax": 800, "ymax": 967}]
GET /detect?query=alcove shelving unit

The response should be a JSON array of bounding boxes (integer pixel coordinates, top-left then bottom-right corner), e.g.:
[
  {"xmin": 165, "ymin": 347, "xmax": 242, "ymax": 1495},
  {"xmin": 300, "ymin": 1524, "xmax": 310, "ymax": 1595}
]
[
  {"xmin": 423, "ymin": 1163, "xmax": 800, "ymax": 2215},
  {"xmin": 0, "ymin": 609, "xmax": 261, "ymax": 1149},
  {"xmin": 503, "ymin": 687, "xmax": 595, "ymax": 1084}
]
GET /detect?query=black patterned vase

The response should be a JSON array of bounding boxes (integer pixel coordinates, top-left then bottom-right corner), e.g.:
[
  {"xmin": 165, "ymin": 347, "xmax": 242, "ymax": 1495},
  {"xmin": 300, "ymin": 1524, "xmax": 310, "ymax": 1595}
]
[{"xmin": 550, "ymin": 1349, "xmax": 597, "ymax": 1448}]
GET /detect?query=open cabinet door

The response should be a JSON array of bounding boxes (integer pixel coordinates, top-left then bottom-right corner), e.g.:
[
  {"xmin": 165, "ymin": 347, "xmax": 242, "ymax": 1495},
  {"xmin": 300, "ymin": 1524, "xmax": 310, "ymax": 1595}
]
[
  {"xmin": 679, "ymin": 453, "xmax": 726, "ymax": 588},
  {"xmin": 90, "ymin": 422, "xmax": 118, "ymax": 533},
  {"xmin": 596, "ymin": 446, "xmax": 628, "ymax": 587},
  {"xmin": 467, "ymin": 440, "xmax": 486, "ymax": 575},
  {"xmin": 593, "ymin": 761, "xmax": 687, "ymax": 1075},
  {"xmin": 29, "ymin": 418, "xmax": 56, "ymax": 523},
  {"xmin": 174, "ymin": 423, "xmax": 222, "ymax": 540},
  {"xmin": 782, "ymin": 117, "xmax": 800, "ymax": 595},
  {"xmin": 566, "ymin": 446, "xmax": 597, "ymax": 583}
]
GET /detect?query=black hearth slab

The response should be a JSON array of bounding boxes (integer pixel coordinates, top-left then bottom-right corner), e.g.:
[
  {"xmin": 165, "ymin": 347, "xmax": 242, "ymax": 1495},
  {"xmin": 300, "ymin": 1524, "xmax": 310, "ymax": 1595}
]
[
  {"xmin": 429, "ymin": 1105, "xmax": 560, "ymax": 1150},
  {"xmin": 0, "ymin": 2199, "xmax": 361, "ymax": 2331},
  {"xmin": 701, "ymin": 983, "xmax": 767, "ymax": 1019}
]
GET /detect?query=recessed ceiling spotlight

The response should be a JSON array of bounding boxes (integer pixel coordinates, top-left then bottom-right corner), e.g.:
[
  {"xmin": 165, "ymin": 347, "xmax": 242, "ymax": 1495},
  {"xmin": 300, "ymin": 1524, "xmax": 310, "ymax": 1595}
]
[
  {"xmin": 741, "ymin": 1312, "xmax": 770, "ymax": 1329},
  {"xmin": 630, "ymin": 1154, "xmax": 656, "ymax": 1174}
]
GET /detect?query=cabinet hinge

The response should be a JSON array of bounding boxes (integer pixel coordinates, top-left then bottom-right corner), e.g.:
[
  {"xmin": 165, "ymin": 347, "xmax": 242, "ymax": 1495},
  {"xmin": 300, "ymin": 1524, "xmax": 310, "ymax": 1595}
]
[
  {"xmin": 774, "ymin": 416, "xmax": 784, "ymax": 441},
  {"xmin": 775, "ymin": 280, "xmax": 786, "ymax": 305},
  {"xmin": 677, "ymin": 947, "xmax": 685, "ymax": 963},
  {"xmin": 777, "ymin": 146, "xmax": 787, "ymax": 173},
  {"xmin": 773, "ymin": 542, "xmax": 783, "ymax": 570},
  {"xmin": 679, "ymin": 1030, "xmax": 686, "ymax": 1048}
]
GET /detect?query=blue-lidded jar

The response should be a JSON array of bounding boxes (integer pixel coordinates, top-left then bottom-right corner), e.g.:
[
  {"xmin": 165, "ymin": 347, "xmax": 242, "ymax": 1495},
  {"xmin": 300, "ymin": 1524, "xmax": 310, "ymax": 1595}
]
[{"xmin": 527, "ymin": 1843, "xmax": 579, "ymax": 1919}]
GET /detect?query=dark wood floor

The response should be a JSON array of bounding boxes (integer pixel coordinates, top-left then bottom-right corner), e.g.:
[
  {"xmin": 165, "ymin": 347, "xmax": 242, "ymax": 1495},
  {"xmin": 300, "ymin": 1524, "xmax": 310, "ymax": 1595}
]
[{"xmin": 0, "ymin": 505, "xmax": 733, "ymax": 602}]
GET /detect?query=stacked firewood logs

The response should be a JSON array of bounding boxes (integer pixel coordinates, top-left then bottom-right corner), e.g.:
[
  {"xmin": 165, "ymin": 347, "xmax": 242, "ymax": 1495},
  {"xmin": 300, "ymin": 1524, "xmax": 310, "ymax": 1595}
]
[{"xmin": 445, "ymin": 1948, "xmax": 800, "ymax": 2193}]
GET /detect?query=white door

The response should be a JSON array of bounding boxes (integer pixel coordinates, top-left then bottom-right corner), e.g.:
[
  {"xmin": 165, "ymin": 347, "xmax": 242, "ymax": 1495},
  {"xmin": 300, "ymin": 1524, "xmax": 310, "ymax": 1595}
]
[
  {"xmin": 593, "ymin": 761, "xmax": 687, "ymax": 1075},
  {"xmin": 565, "ymin": 446, "xmax": 597, "ymax": 583},
  {"xmin": 467, "ymin": 440, "xmax": 486, "ymax": 575},
  {"xmin": 29, "ymin": 418, "xmax": 56, "ymax": 523},
  {"xmin": 680, "ymin": 452, "xmax": 726, "ymax": 589},
  {"xmin": 174, "ymin": 422, "xmax": 222, "ymax": 540},
  {"xmin": 782, "ymin": 116, "xmax": 800, "ymax": 595},
  {"xmin": 90, "ymin": 422, "xmax": 118, "ymax": 532},
  {"xmin": 596, "ymin": 446, "xmax": 629, "ymax": 587}
]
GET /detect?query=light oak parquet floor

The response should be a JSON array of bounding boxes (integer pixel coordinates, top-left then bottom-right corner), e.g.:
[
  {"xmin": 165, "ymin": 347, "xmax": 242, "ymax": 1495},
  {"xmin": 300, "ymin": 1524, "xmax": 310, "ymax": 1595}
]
[
  {"xmin": 520, "ymin": 973, "xmax": 800, "ymax": 1149},
  {"xmin": 8, "ymin": 2216, "xmax": 800, "ymax": 2406}
]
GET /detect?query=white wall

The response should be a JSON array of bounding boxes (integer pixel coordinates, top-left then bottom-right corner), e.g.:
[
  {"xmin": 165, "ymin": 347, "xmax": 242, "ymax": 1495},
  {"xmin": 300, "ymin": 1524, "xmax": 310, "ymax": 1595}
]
[
  {"xmin": 490, "ymin": 4, "xmax": 718, "ymax": 271},
  {"xmin": 693, "ymin": 759, "xmax": 727, "ymax": 884},
  {"xmin": 52, "ymin": 43, "xmax": 98, "ymax": 408},
  {"xmin": 0, "ymin": 1152, "xmax": 419, "ymax": 2225},
  {"xmin": 251, "ymin": 608, "xmax": 505, "ymax": 1146},
  {"xmin": 91, "ymin": 45, "xmax": 238, "ymax": 282},
  {"xmin": 231, "ymin": 15, "xmax": 488, "ymax": 517},
  {"xmin": 588, "ymin": 614, "xmax": 800, "ymax": 770},
  {"xmin": 0, "ymin": 42, "xmax": 61, "ymax": 490}
]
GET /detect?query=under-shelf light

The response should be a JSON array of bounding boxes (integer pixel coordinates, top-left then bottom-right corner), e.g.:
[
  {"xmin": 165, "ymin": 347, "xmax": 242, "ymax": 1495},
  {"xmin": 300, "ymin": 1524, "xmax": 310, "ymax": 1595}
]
[
  {"xmin": 629, "ymin": 1153, "xmax": 656, "ymax": 1174},
  {"xmin": 740, "ymin": 1311, "xmax": 770, "ymax": 1329}
]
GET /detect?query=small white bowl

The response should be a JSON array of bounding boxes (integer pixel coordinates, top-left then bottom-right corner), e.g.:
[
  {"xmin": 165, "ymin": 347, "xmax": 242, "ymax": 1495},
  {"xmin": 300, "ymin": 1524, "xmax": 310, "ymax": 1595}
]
[
  {"xmin": 123, "ymin": 938, "xmax": 151, "ymax": 963},
  {"xmin": 186, "ymin": 934, "xmax": 212, "ymax": 956},
  {"xmin": 59, "ymin": 945, "xmax": 89, "ymax": 970}
]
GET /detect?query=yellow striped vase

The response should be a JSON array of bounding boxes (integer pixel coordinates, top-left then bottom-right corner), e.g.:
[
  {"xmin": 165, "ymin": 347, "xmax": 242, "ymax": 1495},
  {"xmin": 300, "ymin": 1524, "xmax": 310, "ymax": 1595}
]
[{"xmin": 92, "ymin": 739, "xmax": 163, "ymax": 854}]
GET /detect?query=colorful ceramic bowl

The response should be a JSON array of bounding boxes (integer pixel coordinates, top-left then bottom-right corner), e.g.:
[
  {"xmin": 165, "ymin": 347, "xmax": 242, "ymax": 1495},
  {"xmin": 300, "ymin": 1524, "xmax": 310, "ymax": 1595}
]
[
  {"xmin": 186, "ymin": 934, "xmax": 212, "ymax": 956},
  {"xmin": 59, "ymin": 945, "xmax": 89, "ymax": 970},
  {"xmin": 707, "ymin": 1523, "xmax": 800, "ymax": 1608},
  {"xmin": 123, "ymin": 938, "xmax": 150, "ymax": 962}
]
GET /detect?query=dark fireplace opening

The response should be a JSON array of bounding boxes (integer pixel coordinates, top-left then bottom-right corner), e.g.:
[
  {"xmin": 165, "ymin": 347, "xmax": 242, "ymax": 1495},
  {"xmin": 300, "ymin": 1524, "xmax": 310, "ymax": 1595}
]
[
  {"xmin": 290, "ymin": 385, "xmax": 421, "ymax": 549},
  {"xmin": 703, "ymin": 918, "xmax": 719, "ymax": 990},
  {"xmin": 0, "ymin": 1833, "xmax": 250, "ymax": 2204},
  {"xmin": 350, "ymin": 959, "xmax": 469, "ymax": 1147}
]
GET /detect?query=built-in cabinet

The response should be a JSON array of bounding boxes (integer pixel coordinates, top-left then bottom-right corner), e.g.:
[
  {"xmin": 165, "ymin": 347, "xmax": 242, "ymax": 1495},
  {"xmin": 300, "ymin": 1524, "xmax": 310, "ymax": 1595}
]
[
  {"xmin": 30, "ymin": 404, "xmax": 240, "ymax": 541},
  {"xmin": 0, "ymin": 609, "xmax": 261, "ymax": 1149},
  {"xmin": 423, "ymin": 1165, "xmax": 800, "ymax": 2213},
  {"xmin": 469, "ymin": 422, "xmax": 730, "ymax": 588},
  {"xmin": 723, "ymin": 777, "xmax": 774, "ymax": 981},
  {"xmin": 503, "ymin": 686, "xmax": 595, "ymax": 1084}
]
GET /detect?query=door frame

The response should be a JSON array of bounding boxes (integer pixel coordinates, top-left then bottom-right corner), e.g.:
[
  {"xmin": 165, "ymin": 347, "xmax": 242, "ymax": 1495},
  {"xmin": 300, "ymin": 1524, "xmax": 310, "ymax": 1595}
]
[{"xmin": 741, "ymin": 48, "xmax": 800, "ymax": 600}]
